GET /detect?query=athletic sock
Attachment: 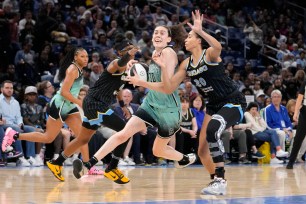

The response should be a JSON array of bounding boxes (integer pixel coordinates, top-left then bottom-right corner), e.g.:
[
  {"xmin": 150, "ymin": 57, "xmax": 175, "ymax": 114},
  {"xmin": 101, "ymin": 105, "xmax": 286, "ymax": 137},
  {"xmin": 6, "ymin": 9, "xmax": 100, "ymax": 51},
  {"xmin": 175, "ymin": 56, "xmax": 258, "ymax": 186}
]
[
  {"xmin": 13, "ymin": 132, "xmax": 20, "ymax": 140},
  {"xmin": 106, "ymin": 155, "xmax": 120, "ymax": 171},
  {"xmin": 215, "ymin": 167, "xmax": 225, "ymax": 179},
  {"xmin": 53, "ymin": 152, "xmax": 68, "ymax": 165},
  {"xmin": 178, "ymin": 155, "xmax": 190, "ymax": 165},
  {"xmin": 84, "ymin": 156, "xmax": 99, "ymax": 170}
]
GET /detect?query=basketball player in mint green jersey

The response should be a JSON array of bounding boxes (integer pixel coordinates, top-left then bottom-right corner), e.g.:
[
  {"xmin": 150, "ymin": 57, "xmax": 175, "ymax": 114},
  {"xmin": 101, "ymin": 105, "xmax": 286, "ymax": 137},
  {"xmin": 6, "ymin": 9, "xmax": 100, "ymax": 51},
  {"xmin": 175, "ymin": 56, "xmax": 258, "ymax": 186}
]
[
  {"xmin": 3, "ymin": 47, "xmax": 89, "ymax": 181},
  {"xmin": 71, "ymin": 25, "xmax": 197, "ymax": 177}
]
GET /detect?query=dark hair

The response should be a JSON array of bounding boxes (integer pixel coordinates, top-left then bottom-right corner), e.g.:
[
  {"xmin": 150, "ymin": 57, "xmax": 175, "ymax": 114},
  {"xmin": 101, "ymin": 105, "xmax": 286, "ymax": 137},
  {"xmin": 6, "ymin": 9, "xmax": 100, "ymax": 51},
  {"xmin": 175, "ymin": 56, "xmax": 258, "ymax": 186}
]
[
  {"xmin": 1, "ymin": 80, "xmax": 13, "ymax": 87},
  {"xmin": 36, "ymin": 80, "xmax": 49, "ymax": 95},
  {"xmin": 180, "ymin": 97, "xmax": 190, "ymax": 103},
  {"xmin": 113, "ymin": 33, "xmax": 132, "ymax": 51},
  {"xmin": 58, "ymin": 47, "xmax": 85, "ymax": 82},
  {"xmin": 158, "ymin": 25, "xmax": 187, "ymax": 50},
  {"xmin": 195, "ymin": 32, "xmax": 209, "ymax": 49},
  {"xmin": 190, "ymin": 94, "xmax": 205, "ymax": 110},
  {"xmin": 246, "ymin": 102, "xmax": 259, "ymax": 111}
]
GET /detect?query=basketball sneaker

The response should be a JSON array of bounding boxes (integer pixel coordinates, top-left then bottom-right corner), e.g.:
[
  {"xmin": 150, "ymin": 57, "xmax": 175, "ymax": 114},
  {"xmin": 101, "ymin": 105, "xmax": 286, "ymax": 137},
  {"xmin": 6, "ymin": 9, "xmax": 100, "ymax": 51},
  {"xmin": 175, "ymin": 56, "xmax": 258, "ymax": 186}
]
[
  {"xmin": 174, "ymin": 153, "xmax": 197, "ymax": 168},
  {"xmin": 87, "ymin": 166, "xmax": 104, "ymax": 175},
  {"xmin": 2, "ymin": 127, "xmax": 17, "ymax": 152},
  {"xmin": 201, "ymin": 177, "xmax": 227, "ymax": 195},
  {"xmin": 104, "ymin": 168, "xmax": 130, "ymax": 184},
  {"xmin": 47, "ymin": 160, "xmax": 64, "ymax": 182},
  {"xmin": 72, "ymin": 159, "xmax": 88, "ymax": 179}
]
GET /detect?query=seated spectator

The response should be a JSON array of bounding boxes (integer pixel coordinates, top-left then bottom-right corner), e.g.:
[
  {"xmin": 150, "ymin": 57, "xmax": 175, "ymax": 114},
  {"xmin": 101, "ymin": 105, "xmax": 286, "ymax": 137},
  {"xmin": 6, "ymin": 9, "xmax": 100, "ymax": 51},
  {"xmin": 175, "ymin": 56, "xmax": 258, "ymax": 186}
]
[
  {"xmin": 264, "ymin": 90, "xmax": 293, "ymax": 150},
  {"xmin": 190, "ymin": 95, "xmax": 205, "ymax": 137},
  {"xmin": 245, "ymin": 102, "xmax": 288, "ymax": 164},
  {"xmin": 176, "ymin": 97, "xmax": 198, "ymax": 155},
  {"xmin": 221, "ymin": 127, "xmax": 251, "ymax": 164},
  {"xmin": 21, "ymin": 86, "xmax": 45, "ymax": 166},
  {"xmin": 0, "ymin": 80, "xmax": 37, "ymax": 166}
]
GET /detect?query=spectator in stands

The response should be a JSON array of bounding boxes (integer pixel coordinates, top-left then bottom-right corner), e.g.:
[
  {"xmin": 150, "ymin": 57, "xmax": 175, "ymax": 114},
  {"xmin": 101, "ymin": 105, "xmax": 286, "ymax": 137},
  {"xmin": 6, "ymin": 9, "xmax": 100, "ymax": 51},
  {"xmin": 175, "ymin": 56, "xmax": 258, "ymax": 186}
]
[
  {"xmin": 92, "ymin": 19, "xmax": 106, "ymax": 41},
  {"xmin": 264, "ymin": 89, "xmax": 293, "ymax": 151},
  {"xmin": 107, "ymin": 20, "xmax": 124, "ymax": 40},
  {"xmin": 190, "ymin": 95, "xmax": 205, "ymax": 137},
  {"xmin": 14, "ymin": 40, "xmax": 39, "ymax": 85},
  {"xmin": 245, "ymin": 102, "xmax": 288, "ymax": 164},
  {"xmin": 232, "ymin": 73, "xmax": 244, "ymax": 91},
  {"xmin": 66, "ymin": 14, "xmax": 84, "ymax": 38},
  {"xmin": 243, "ymin": 17, "xmax": 263, "ymax": 59},
  {"xmin": 89, "ymin": 62, "xmax": 103, "ymax": 85},
  {"xmin": 21, "ymin": 86, "xmax": 45, "ymax": 166},
  {"xmin": 152, "ymin": 6, "xmax": 169, "ymax": 26},
  {"xmin": 137, "ymin": 31, "xmax": 150, "ymax": 50},
  {"xmin": 18, "ymin": 10, "xmax": 35, "ymax": 31},
  {"xmin": 0, "ymin": 80, "xmax": 37, "ymax": 166},
  {"xmin": 296, "ymin": 50, "xmax": 306, "ymax": 70},
  {"xmin": 255, "ymin": 90, "xmax": 266, "ymax": 110}
]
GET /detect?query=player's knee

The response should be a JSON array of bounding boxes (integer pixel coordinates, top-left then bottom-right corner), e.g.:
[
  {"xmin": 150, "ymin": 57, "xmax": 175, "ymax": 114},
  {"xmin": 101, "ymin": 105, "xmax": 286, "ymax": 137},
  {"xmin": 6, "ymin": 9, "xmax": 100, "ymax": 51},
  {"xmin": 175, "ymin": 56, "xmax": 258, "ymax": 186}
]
[{"xmin": 206, "ymin": 115, "xmax": 226, "ymax": 143}]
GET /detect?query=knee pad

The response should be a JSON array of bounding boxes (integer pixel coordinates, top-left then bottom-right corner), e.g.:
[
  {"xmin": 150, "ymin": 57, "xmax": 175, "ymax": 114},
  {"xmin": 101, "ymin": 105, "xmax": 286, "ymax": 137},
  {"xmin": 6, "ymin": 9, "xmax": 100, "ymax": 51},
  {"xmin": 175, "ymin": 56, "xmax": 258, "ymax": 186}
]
[{"xmin": 206, "ymin": 114, "xmax": 227, "ymax": 143}]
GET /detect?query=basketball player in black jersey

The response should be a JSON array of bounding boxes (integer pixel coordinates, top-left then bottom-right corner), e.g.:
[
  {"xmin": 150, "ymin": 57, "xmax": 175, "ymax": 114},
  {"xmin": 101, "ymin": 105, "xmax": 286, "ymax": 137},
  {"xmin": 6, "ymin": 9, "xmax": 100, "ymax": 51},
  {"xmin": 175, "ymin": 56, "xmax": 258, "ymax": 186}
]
[
  {"xmin": 141, "ymin": 10, "xmax": 246, "ymax": 195},
  {"xmin": 47, "ymin": 36, "xmax": 139, "ymax": 184}
]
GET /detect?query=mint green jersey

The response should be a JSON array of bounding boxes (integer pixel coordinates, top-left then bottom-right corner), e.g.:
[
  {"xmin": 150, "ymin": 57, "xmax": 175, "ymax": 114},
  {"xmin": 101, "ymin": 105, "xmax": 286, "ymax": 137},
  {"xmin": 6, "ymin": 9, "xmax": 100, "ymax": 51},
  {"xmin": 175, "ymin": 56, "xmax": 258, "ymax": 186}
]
[
  {"xmin": 50, "ymin": 66, "xmax": 83, "ymax": 116},
  {"xmin": 142, "ymin": 61, "xmax": 181, "ymax": 111}
]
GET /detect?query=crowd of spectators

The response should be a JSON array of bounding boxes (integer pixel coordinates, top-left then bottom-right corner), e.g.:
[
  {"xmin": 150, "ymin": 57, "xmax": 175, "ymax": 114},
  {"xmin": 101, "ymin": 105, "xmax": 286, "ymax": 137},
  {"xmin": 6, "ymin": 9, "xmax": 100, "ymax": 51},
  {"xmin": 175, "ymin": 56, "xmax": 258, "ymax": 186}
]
[{"xmin": 0, "ymin": 0, "xmax": 305, "ymax": 166}]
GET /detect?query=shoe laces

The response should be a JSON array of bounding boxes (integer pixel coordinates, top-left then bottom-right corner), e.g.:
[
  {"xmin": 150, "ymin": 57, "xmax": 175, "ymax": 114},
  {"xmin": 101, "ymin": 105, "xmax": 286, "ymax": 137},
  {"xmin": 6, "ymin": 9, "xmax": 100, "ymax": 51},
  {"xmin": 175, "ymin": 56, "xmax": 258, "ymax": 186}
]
[
  {"xmin": 113, "ymin": 168, "xmax": 124, "ymax": 179},
  {"xmin": 207, "ymin": 178, "xmax": 225, "ymax": 187}
]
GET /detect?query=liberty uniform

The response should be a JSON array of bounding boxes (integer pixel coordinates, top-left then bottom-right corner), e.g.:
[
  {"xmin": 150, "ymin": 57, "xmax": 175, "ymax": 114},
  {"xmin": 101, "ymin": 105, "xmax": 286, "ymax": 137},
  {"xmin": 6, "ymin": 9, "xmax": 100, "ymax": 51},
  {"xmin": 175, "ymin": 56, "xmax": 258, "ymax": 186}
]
[
  {"xmin": 48, "ymin": 63, "xmax": 83, "ymax": 122},
  {"xmin": 134, "ymin": 47, "xmax": 182, "ymax": 138}
]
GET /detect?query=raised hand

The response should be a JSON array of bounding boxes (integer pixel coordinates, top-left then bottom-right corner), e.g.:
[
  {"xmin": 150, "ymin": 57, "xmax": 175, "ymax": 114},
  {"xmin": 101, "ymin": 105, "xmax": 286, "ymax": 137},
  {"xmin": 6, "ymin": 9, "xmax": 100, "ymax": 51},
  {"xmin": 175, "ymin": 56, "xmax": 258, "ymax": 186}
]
[
  {"xmin": 187, "ymin": 10, "xmax": 204, "ymax": 34},
  {"xmin": 152, "ymin": 51, "xmax": 166, "ymax": 69}
]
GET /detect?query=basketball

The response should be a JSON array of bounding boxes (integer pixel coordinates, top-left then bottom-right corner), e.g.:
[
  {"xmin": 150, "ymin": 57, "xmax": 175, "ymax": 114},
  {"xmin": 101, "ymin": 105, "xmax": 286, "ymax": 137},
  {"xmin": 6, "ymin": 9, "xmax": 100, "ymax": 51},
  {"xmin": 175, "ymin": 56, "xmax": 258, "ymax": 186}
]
[{"xmin": 129, "ymin": 63, "xmax": 149, "ymax": 81}]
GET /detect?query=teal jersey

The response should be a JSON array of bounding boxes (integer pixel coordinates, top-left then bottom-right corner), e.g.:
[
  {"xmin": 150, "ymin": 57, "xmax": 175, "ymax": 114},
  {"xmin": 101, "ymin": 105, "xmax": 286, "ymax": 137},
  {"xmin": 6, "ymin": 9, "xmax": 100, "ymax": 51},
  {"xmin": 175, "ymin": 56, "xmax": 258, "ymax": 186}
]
[
  {"xmin": 51, "ymin": 65, "xmax": 83, "ymax": 109},
  {"xmin": 142, "ymin": 61, "xmax": 181, "ymax": 111}
]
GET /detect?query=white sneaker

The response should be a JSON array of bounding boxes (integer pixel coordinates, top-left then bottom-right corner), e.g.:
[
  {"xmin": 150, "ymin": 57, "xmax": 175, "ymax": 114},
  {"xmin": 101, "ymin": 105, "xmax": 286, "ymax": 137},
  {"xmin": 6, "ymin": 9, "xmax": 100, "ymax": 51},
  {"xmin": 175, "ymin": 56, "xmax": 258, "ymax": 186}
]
[
  {"xmin": 64, "ymin": 158, "xmax": 73, "ymax": 166},
  {"xmin": 53, "ymin": 153, "xmax": 59, "ymax": 160},
  {"xmin": 16, "ymin": 157, "xmax": 31, "ymax": 167},
  {"xmin": 34, "ymin": 155, "xmax": 44, "ymax": 166},
  {"xmin": 270, "ymin": 157, "xmax": 283, "ymax": 164},
  {"xmin": 201, "ymin": 177, "xmax": 227, "ymax": 195},
  {"xmin": 28, "ymin": 156, "xmax": 40, "ymax": 166},
  {"xmin": 96, "ymin": 160, "xmax": 103, "ymax": 166},
  {"xmin": 124, "ymin": 156, "xmax": 135, "ymax": 166},
  {"xmin": 118, "ymin": 159, "xmax": 128, "ymax": 166},
  {"xmin": 276, "ymin": 150, "xmax": 289, "ymax": 158},
  {"xmin": 174, "ymin": 153, "xmax": 197, "ymax": 169}
]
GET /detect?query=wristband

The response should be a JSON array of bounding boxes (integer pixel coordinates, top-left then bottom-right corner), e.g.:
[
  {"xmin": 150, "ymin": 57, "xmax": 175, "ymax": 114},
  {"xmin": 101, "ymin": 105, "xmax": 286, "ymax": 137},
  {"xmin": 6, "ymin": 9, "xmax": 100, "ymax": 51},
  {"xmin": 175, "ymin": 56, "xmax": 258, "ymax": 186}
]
[
  {"xmin": 117, "ymin": 52, "xmax": 131, "ymax": 67},
  {"xmin": 119, "ymin": 100, "xmax": 125, "ymax": 107}
]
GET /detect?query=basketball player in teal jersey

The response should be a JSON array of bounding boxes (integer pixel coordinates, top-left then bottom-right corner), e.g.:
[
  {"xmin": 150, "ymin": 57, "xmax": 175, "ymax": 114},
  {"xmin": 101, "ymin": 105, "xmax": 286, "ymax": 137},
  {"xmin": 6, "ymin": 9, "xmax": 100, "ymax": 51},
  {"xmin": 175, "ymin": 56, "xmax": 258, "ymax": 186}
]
[
  {"xmin": 134, "ymin": 10, "xmax": 246, "ymax": 195},
  {"xmin": 72, "ymin": 25, "xmax": 197, "ymax": 179},
  {"xmin": 2, "ymin": 47, "xmax": 90, "ymax": 181}
]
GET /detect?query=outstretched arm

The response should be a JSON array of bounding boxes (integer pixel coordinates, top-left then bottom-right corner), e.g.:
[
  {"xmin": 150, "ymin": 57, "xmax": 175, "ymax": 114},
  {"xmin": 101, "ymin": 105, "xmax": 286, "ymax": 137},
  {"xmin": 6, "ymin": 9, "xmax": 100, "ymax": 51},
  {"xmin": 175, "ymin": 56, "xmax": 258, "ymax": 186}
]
[
  {"xmin": 124, "ymin": 49, "xmax": 187, "ymax": 94},
  {"xmin": 187, "ymin": 10, "xmax": 222, "ymax": 62}
]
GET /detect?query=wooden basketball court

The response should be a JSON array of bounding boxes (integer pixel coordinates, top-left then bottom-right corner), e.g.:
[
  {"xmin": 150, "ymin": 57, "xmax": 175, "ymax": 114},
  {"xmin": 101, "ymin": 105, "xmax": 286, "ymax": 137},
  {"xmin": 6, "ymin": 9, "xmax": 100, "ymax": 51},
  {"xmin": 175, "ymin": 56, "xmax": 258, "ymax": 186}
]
[{"xmin": 1, "ymin": 164, "xmax": 306, "ymax": 203}]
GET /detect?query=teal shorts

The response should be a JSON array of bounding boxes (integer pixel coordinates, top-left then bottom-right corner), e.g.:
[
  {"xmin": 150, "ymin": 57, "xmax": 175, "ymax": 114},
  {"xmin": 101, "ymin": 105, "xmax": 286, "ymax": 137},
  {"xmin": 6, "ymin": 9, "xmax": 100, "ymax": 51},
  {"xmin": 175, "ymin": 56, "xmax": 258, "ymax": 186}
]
[{"xmin": 135, "ymin": 103, "xmax": 181, "ymax": 138}]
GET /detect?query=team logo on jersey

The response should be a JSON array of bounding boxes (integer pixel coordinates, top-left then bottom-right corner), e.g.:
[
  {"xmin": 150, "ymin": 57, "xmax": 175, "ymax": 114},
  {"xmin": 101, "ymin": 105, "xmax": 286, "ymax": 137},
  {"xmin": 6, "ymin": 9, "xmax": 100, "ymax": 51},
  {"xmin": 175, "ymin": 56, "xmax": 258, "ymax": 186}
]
[{"xmin": 186, "ymin": 65, "xmax": 208, "ymax": 76}]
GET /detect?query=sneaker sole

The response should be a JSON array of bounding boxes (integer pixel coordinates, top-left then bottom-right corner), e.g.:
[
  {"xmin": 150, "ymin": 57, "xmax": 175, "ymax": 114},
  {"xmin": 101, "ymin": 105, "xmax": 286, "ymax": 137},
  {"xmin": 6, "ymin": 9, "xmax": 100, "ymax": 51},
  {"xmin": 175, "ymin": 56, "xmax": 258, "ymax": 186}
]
[
  {"xmin": 73, "ymin": 159, "xmax": 84, "ymax": 179},
  {"xmin": 201, "ymin": 190, "xmax": 226, "ymax": 196}
]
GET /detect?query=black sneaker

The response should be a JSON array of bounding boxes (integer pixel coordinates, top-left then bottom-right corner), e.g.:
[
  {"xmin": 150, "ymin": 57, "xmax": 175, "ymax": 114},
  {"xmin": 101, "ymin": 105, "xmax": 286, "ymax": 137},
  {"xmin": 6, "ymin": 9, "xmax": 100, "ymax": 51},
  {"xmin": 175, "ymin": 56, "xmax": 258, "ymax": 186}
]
[{"xmin": 286, "ymin": 162, "xmax": 294, "ymax": 169}]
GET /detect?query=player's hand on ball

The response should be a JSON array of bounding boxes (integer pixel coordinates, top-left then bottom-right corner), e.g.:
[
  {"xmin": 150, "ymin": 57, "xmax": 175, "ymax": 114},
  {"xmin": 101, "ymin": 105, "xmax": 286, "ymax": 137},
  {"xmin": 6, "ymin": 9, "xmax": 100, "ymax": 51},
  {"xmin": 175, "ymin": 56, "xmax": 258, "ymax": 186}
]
[{"xmin": 126, "ymin": 59, "xmax": 138, "ymax": 71}]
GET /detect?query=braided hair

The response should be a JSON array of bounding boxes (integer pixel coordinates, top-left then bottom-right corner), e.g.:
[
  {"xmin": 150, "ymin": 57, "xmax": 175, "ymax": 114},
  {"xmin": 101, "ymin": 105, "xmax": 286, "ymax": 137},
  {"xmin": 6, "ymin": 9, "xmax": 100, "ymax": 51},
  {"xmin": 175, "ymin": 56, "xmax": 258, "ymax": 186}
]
[{"xmin": 58, "ymin": 47, "xmax": 85, "ymax": 82}]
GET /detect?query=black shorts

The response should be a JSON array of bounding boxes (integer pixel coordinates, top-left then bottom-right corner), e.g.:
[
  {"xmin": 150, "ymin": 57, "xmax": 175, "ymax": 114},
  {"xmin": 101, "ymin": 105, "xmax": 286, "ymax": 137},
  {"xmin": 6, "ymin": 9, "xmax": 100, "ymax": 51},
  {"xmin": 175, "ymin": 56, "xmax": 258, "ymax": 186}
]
[
  {"xmin": 206, "ymin": 92, "xmax": 246, "ymax": 116},
  {"xmin": 82, "ymin": 95, "xmax": 126, "ymax": 131},
  {"xmin": 47, "ymin": 99, "xmax": 79, "ymax": 122}
]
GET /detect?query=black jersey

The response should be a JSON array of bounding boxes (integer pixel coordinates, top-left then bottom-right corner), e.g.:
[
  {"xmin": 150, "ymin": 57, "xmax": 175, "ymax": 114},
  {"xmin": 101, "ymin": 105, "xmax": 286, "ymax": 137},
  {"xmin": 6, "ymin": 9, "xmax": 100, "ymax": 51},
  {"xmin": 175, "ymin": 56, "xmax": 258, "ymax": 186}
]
[
  {"xmin": 186, "ymin": 49, "xmax": 238, "ymax": 103},
  {"xmin": 180, "ymin": 108, "xmax": 194, "ymax": 130},
  {"xmin": 87, "ymin": 69, "xmax": 125, "ymax": 106}
]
